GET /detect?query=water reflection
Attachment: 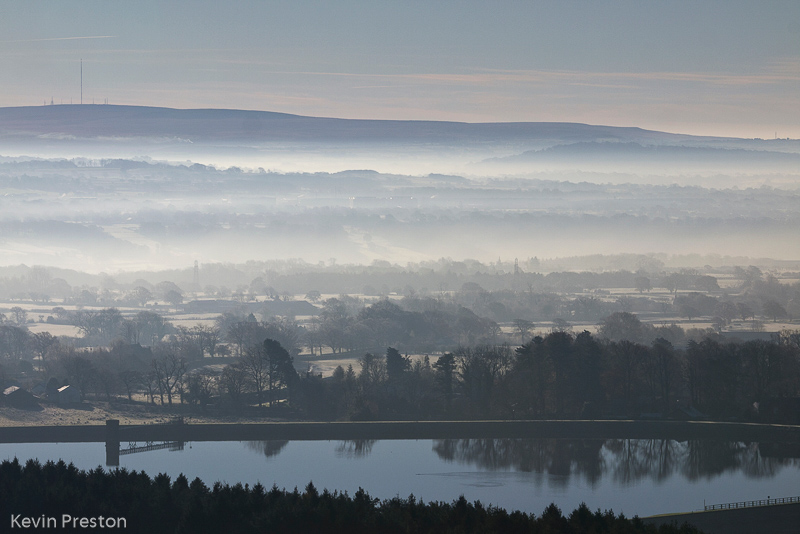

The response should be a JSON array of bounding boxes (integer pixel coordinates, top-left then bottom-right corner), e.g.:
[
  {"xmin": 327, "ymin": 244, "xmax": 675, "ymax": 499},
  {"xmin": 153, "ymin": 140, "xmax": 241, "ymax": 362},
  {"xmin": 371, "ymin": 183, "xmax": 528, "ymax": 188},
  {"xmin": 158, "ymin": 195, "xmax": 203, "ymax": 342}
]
[
  {"xmin": 335, "ymin": 440, "xmax": 377, "ymax": 458},
  {"xmin": 240, "ymin": 438, "xmax": 800, "ymax": 487},
  {"xmin": 245, "ymin": 440, "xmax": 289, "ymax": 458},
  {"xmin": 606, "ymin": 438, "xmax": 683, "ymax": 483},
  {"xmin": 433, "ymin": 438, "xmax": 605, "ymax": 489},
  {"xmin": 433, "ymin": 439, "xmax": 800, "ymax": 486}
]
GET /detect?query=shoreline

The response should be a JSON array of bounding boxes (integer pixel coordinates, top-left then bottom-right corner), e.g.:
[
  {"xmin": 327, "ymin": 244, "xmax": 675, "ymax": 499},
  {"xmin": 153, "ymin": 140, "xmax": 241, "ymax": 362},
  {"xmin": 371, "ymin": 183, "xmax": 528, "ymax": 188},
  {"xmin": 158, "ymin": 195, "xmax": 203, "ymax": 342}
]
[{"xmin": 1, "ymin": 419, "xmax": 799, "ymax": 444}]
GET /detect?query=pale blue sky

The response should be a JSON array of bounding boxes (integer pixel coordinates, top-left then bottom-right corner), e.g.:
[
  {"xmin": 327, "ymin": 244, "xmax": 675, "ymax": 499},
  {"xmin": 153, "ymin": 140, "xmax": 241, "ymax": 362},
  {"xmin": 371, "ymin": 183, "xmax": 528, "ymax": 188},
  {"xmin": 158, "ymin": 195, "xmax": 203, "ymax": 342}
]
[{"xmin": 2, "ymin": 1, "xmax": 798, "ymax": 137}]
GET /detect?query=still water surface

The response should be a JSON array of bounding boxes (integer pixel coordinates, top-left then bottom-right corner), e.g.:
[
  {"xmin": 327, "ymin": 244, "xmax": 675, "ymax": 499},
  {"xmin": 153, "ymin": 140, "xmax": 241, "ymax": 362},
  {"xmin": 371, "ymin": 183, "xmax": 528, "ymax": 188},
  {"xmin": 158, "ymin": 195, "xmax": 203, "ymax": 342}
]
[{"xmin": 1, "ymin": 439, "xmax": 798, "ymax": 517}]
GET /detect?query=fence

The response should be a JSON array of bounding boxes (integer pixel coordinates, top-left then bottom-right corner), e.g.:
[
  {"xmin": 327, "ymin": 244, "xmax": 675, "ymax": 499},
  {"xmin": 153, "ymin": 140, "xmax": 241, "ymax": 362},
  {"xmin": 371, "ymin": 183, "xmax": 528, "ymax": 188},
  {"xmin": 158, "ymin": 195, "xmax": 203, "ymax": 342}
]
[{"xmin": 704, "ymin": 496, "xmax": 800, "ymax": 511}]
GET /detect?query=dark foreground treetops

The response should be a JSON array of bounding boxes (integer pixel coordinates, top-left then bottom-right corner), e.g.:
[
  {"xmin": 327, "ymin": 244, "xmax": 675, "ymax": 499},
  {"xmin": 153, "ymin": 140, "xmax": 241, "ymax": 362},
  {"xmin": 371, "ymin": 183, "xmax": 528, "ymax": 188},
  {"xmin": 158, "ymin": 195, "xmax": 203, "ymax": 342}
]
[{"xmin": 0, "ymin": 458, "xmax": 704, "ymax": 533}]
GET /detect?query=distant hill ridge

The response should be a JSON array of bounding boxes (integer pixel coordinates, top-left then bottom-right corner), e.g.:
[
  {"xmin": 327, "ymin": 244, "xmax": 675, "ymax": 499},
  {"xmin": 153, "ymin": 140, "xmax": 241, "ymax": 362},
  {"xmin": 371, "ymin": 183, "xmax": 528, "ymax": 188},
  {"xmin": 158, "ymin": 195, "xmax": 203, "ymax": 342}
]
[{"xmin": 0, "ymin": 104, "xmax": 719, "ymax": 144}]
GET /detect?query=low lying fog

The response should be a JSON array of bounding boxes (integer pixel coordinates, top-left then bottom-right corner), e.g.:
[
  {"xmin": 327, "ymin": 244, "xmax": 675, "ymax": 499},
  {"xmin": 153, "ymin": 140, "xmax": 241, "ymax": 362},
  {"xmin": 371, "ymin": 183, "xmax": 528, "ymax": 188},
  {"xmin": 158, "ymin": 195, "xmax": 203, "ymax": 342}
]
[{"xmin": 0, "ymin": 136, "xmax": 798, "ymax": 273}]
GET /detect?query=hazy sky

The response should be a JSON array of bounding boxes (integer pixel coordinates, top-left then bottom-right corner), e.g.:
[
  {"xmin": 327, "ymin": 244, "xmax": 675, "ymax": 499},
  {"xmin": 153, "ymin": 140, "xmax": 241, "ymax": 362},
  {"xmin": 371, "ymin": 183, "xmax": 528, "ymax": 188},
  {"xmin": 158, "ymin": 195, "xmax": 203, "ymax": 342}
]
[{"xmin": 2, "ymin": 1, "xmax": 799, "ymax": 138}]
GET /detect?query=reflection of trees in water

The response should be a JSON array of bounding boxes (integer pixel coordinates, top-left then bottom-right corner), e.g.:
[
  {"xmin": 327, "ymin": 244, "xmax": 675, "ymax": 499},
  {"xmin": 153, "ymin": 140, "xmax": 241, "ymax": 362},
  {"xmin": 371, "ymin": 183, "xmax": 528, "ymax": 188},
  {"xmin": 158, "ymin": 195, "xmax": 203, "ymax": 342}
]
[
  {"xmin": 732, "ymin": 443, "xmax": 783, "ymax": 479},
  {"xmin": 432, "ymin": 438, "xmax": 800, "ymax": 486},
  {"xmin": 245, "ymin": 440, "xmax": 289, "ymax": 458},
  {"xmin": 335, "ymin": 440, "xmax": 376, "ymax": 458},
  {"xmin": 682, "ymin": 440, "xmax": 797, "ymax": 481},
  {"xmin": 605, "ymin": 439, "xmax": 685, "ymax": 484},
  {"xmin": 682, "ymin": 440, "xmax": 744, "ymax": 481},
  {"xmin": 433, "ymin": 439, "xmax": 606, "ymax": 489}
]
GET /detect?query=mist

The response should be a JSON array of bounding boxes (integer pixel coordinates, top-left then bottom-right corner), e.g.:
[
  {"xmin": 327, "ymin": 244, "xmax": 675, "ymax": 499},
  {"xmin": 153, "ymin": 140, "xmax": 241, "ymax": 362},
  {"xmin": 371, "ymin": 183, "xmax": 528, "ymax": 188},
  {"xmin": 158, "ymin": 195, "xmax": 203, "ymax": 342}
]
[{"xmin": 0, "ymin": 108, "xmax": 798, "ymax": 274}]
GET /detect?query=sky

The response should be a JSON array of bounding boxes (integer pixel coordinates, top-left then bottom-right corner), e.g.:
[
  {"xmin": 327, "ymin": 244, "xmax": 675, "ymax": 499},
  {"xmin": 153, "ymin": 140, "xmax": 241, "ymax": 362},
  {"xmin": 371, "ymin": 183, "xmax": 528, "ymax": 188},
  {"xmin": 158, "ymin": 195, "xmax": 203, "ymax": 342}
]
[{"xmin": 1, "ymin": 1, "xmax": 799, "ymax": 138}]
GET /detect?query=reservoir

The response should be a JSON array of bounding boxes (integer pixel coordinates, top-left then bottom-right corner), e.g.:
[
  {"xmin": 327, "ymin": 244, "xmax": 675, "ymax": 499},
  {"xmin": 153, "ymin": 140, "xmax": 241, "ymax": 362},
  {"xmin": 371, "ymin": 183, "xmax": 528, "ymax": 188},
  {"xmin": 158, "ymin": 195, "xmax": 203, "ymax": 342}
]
[{"xmin": 1, "ymin": 438, "xmax": 797, "ymax": 517}]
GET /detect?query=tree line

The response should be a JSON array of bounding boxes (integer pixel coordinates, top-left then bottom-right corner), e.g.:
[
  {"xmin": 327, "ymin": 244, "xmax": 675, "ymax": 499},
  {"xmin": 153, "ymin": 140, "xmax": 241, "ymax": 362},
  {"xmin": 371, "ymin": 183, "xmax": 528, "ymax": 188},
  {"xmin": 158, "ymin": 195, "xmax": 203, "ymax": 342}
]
[
  {"xmin": 0, "ymin": 299, "xmax": 800, "ymax": 420},
  {"xmin": 295, "ymin": 323, "xmax": 800, "ymax": 422}
]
